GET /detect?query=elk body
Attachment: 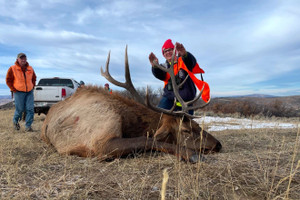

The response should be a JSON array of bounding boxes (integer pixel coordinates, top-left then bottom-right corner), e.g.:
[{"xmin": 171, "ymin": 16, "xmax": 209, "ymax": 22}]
[{"xmin": 41, "ymin": 47, "xmax": 222, "ymax": 163}]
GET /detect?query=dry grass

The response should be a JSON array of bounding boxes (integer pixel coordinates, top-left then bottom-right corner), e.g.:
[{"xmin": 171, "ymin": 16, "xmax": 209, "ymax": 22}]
[{"xmin": 0, "ymin": 109, "xmax": 299, "ymax": 200}]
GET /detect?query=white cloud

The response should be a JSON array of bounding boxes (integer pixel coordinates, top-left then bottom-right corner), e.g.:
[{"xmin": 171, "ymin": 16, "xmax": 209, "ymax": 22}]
[
  {"xmin": 0, "ymin": 23, "xmax": 100, "ymax": 45},
  {"xmin": 76, "ymin": 7, "xmax": 94, "ymax": 25},
  {"xmin": 0, "ymin": 0, "xmax": 299, "ymax": 96}
]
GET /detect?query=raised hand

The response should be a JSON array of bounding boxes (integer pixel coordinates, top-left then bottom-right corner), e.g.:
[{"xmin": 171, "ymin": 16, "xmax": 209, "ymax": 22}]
[
  {"xmin": 175, "ymin": 42, "xmax": 187, "ymax": 57},
  {"xmin": 149, "ymin": 52, "xmax": 159, "ymax": 66}
]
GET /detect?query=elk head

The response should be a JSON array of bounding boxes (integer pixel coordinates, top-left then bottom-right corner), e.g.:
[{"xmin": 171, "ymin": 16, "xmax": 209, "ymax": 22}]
[{"xmin": 154, "ymin": 114, "xmax": 222, "ymax": 156}]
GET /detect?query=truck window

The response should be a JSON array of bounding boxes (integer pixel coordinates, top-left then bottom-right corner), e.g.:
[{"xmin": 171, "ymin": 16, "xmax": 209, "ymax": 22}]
[{"xmin": 38, "ymin": 79, "xmax": 74, "ymax": 89}]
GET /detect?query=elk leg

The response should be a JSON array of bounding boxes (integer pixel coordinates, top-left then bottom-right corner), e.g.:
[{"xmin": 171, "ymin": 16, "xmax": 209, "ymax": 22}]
[{"xmin": 100, "ymin": 136, "xmax": 198, "ymax": 162}]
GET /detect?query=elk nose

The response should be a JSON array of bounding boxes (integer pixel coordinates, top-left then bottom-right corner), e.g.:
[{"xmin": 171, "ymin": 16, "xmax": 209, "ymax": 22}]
[
  {"xmin": 189, "ymin": 154, "xmax": 205, "ymax": 163},
  {"xmin": 214, "ymin": 142, "xmax": 222, "ymax": 152}
]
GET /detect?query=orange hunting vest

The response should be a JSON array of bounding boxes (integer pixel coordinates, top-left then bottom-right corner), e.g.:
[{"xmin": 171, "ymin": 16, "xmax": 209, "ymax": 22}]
[
  {"xmin": 11, "ymin": 64, "xmax": 34, "ymax": 92},
  {"xmin": 163, "ymin": 57, "xmax": 210, "ymax": 103}
]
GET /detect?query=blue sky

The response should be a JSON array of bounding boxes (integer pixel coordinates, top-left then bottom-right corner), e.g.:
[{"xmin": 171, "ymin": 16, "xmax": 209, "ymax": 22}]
[{"xmin": 0, "ymin": 0, "xmax": 299, "ymax": 97}]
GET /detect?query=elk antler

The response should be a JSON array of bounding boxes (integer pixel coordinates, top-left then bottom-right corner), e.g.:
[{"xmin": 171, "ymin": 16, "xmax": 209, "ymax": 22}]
[
  {"xmin": 101, "ymin": 45, "xmax": 209, "ymax": 118},
  {"xmin": 100, "ymin": 45, "xmax": 144, "ymax": 104},
  {"xmin": 145, "ymin": 86, "xmax": 204, "ymax": 118},
  {"xmin": 151, "ymin": 45, "xmax": 210, "ymax": 116}
]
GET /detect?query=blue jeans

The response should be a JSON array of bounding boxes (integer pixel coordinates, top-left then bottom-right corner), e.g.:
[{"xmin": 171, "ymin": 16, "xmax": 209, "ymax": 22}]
[
  {"xmin": 158, "ymin": 96, "xmax": 194, "ymax": 115},
  {"xmin": 13, "ymin": 90, "xmax": 34, "ymax": 128}
]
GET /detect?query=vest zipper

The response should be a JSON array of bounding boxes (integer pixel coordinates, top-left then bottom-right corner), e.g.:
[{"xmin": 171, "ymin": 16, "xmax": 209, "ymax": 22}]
[{"xmin": 23, "ymin": 71, "xmax": 28, "ymax": 92}]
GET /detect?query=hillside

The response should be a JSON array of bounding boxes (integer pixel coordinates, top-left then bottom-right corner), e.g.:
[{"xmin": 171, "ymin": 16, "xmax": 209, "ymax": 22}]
[
  {"xmin": 0, "ymin": 95, "xmax": 12, "ymax": 106},
  {"xmin": 0, "ymin": 101, "xmax": 14, "ymax": 110},
  {"xmin": 203, "ymin": 95, "xmax": 300, "ymax": 117},
  {"xmin": 213, "ymin": 95, "xmax": 300, "ymax": 110}
]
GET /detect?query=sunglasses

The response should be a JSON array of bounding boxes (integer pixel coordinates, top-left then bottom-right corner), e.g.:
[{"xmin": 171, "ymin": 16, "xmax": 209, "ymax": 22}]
[{"xmin": 163, "ymin": 48, "xmax": 174, "ymax": 54}]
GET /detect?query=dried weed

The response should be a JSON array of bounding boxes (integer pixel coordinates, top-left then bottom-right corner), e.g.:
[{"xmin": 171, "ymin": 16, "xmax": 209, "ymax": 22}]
[{"xmin": 0, "ymin": 109, "xmax": 299, "ymax": 199}]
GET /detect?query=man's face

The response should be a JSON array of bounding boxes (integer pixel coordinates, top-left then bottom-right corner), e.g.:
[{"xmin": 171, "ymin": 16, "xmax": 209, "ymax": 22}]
[
  {"xmin": 163, "ymin": 48, "xmax": 175, "ymax": 62},
  {"xmin": 17, "ymin": 56, "xmax": 27, "ymax": 67}
]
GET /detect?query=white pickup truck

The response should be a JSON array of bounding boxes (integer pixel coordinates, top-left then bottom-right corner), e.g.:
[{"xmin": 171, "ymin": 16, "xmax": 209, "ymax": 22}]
[{"xmin": 34, "ymin": 77, "xmax": 83, "ymax": 115}]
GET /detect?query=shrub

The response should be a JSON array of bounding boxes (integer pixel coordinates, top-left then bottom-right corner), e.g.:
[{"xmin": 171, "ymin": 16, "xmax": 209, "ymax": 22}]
[{"xmin": 207, "ymin": 99, "xmax": 297, "ymax": 118}]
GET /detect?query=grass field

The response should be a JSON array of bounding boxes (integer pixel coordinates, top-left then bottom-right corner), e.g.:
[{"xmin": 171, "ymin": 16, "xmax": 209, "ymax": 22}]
[{"xmin": 0, "ymin": 109, "xmax": 299, "ymax": 199}]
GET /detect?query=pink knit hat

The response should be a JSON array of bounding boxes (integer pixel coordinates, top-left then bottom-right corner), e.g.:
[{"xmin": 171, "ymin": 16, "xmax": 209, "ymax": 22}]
[{"xmin": 162, "ymin": 39, "xmax": 174, "ymax": 55}]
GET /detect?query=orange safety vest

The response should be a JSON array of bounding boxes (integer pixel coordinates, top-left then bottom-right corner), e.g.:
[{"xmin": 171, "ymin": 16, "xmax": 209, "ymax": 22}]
[
  {"xmin": 11, "ymin": 64, "xmax": 34, "ymax": 92},
  {"xmin": 163, "ymin": 57, "xmax": 210, "ymax": 103}
]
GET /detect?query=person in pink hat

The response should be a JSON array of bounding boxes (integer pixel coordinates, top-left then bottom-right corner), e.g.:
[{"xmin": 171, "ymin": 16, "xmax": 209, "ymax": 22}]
[
  {"xmin": 149, "ymin": 39, "xmax": 199, "ymax": 115},
  {"xmin": 104, "ymin": 83, "xmax": 112, "ymax": 94}
]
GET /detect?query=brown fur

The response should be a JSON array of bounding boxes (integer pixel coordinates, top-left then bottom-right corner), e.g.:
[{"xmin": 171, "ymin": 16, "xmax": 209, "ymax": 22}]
[{"xmin": 41, "ymin": 85, "xmax": 221, "ymax": 162}]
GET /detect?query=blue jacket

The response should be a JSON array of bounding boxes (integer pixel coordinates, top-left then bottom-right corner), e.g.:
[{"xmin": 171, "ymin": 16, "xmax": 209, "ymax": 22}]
[{"xmin": 152, "ymin": 52, "xmax": 197, "ymax": 101}]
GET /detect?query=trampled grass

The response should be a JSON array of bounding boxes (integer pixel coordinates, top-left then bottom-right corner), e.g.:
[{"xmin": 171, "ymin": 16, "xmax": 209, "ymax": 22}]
[{"xmin": 0, "ymin": 109, "xmax": 299, "ymax": 199}]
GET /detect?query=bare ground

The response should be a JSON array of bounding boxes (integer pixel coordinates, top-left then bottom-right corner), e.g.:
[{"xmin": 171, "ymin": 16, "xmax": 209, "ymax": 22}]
[{"xmin": 0, "ymin": 109, "xmax": 299, "ymax": 200}]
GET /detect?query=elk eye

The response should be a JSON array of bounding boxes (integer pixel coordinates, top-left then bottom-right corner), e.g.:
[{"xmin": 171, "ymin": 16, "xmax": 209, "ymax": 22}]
[{"xmin": 182, "ymin": 129, "xmax": 191, "ymax": 134}]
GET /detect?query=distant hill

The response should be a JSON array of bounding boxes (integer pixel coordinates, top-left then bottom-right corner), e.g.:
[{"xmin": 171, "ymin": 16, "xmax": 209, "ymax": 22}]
[
  {"xmin": 0, "ymin": 101, "xmax": 14, "ymax": 109},
  {"xmin": 240, "ymin": 94, "xmax": 276, "ymax": 98},
  {"xmin": 0, "ymin": 95, "xmax": 11, "ymax": 99},
  {"xmin": 223, "ymin": 94, "xmax": 277, "ymax": 98},
  {"xmin": 201, "ymin": 95, "xmax": 300, "ymax": 117},
  {"xmin": 211, "ymin": 95, "xmax": 300, "ymax": 112},
  {"xmin": 0, "ymin": 95, "xmax": 13, "ymax": 107}
]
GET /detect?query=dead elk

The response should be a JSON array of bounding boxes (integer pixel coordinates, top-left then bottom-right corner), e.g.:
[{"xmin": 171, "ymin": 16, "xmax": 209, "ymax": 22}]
[{"xmin": 41, "ymin": 47, "xmax": 222, "ymax": 163}]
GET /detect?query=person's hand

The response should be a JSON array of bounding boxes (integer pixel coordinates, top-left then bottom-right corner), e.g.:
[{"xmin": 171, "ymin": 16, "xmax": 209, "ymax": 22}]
[
  {"xmin": 149, "ymin": 52, "xmax": 159, "ymax": 66},
  {"xmin": 175, "ymin": 42, "xmax": 187, "ymax": 57}
]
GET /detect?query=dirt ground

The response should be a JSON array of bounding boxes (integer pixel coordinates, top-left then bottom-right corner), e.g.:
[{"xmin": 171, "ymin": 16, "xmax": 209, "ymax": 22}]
[{"xmin": 0, "ymin": 109, "xmax": 299, "ymax": 199}]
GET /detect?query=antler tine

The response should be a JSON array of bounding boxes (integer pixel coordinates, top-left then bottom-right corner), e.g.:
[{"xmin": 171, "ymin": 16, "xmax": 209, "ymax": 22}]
[
  {"xmin": 145, "ymin": 86, "xmax": 201, "ymax": 118},
  {"xmin": 145, "ymin": 86, "xmax": 179, "ymax": 114},
  {"xmin": 170, "ymin": 45, "xmax": 176, "ymax": 66},
  {"xmin": 146, "ymin": 86, "xmax": 168, "ymax": 113},
  {"xmin": 167, "ymin": 45, "xmax": 189, "ymax": 111},
  {"xmin": 152, "ymin": 61, "xmax": 169, "ymax": 73},
  {"xmin": 100, "ymin": 50, "xmax": 124, "ymax": 87},
  {"xmin": 188, "ymin": 97, "xmax": 211, "ymax": 111},
  {"xmin": 123, "ymin": 46, "xmax": 144, "ymax": 103},
  {"xmin": 124, "ymin": 45, "xmax": 132, "ymax": 89},
  {"xmin": 180, "ymin": 84, "xmax": 211, "ymax": 113},
  {"xmin": 101, "ymin": 46, "xmax": 144, "ymax": 104},
  {"xmin": 178, "ymin": 74, "xmax": 189, "ymax": 89},
  {"xmin": 169, "ymin": 98, "xmax": 178, "ymax": 112},
  {"xmin": 180, "ymin": 84, "xmax": 207, "ymax": 111}
]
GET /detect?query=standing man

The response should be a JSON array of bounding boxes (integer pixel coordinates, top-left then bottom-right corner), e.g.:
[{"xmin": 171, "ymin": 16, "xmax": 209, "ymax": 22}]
[
  {"xmin": 6, "ymin": 53, "xmax": 37, "ymax": 132},
  {"xmin": 149, "ymin": 39, "xmax": 203, "ymax": 115}
]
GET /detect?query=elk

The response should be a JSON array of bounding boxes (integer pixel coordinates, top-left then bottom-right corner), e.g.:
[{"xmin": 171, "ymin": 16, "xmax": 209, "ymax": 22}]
[{"xmin": 41, "ymin": 46, "xmax": 222, "ymax": 163}]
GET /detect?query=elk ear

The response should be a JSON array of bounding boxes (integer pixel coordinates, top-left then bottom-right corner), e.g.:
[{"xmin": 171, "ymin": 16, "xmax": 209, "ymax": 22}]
[{"xmin": 154, "ymin": 125, "xmax": 170, "ymax": 141}]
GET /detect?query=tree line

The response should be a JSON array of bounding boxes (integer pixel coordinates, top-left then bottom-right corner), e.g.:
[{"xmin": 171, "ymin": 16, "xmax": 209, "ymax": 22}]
[{"xmin": 117, "ymin": 88, "xmax": 299, "ymax": 118}]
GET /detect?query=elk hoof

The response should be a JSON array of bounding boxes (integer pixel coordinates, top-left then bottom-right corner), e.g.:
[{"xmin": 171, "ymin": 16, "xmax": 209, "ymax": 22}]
[{"xmin": 189, "ymin": 154, "xmax": 205, "ymax": 163}]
